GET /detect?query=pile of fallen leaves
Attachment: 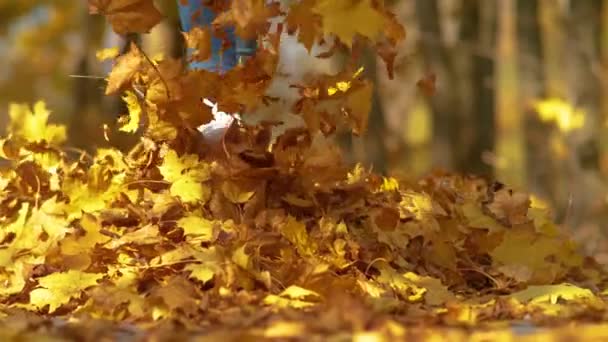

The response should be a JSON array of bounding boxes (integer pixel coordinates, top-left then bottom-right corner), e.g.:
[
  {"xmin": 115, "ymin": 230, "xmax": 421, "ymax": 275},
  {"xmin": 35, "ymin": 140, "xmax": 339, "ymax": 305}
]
[{"xmin": 1, "ymin": 0, "xmax": 608, "ymax": 340}]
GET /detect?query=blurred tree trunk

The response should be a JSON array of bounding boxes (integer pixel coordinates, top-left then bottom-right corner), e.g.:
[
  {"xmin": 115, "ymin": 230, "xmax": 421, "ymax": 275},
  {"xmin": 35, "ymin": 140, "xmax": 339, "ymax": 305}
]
[
  {"xmin": 599, "ymin": 0, "xmax": 608, "ymax": 176},
  {"xmin": 539, "ymin": 0, "xmax": 568, "ymax": 98},
  {"xmin": 457, "ymin": 0, "xmax": 495, "ymax": 177},
  {"xmin": 351, "ymin": 48, "xmax": 388, "ymax": 174},
  {"xmin": 377, "ymin": 1, "xmax": 432, "ymax": 178},
  {"xmin": 415, "ymin": 0, "xmax": 458, "ymax": 170},
  {"xmin": 495, "ymin": 0, "xmax": 525, "ymax": 187},
  {"xmin": 537, "ymin": 0, "xmax": 570, "ymax": 214},
  {"xmin": 566, "ymin": 0, "xmax": 604, "ymax": 228},
  {"xmin": 71, "ymin": 5, "xmax": 107, "ymax": 150},
  {"xmin": 518, "ymin": 0, "xmax": 559, "ymax": 205}
]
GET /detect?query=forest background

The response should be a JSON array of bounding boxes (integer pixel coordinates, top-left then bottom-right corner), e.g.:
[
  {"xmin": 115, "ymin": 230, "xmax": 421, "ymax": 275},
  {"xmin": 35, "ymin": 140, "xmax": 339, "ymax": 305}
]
[{"xmin": 2, "ymin": 0, "xmax": 608, "ymax": 263}]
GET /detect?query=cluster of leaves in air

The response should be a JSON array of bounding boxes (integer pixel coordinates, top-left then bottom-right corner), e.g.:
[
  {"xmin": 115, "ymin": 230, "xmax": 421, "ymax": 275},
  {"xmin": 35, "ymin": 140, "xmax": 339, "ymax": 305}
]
[{"xmin": 0, "ymin": 0, "xmax": 607, "ymax": 339}]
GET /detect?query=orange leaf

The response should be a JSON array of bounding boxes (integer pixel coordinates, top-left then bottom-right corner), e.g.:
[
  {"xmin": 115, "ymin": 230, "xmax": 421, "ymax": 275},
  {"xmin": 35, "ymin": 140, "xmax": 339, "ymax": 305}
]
[{"xmin": 182, "ymin": 27, "xmax": 212, "ymax": 62}]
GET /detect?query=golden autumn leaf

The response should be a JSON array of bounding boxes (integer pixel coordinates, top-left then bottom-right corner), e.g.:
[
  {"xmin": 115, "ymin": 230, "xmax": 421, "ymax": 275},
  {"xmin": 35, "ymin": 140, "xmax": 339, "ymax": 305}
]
[
  {"xmin": 286, "ymin": 0, "xmax": 322, "ymax": 52},
  {"xmin": 29, "ymin": 270, "xmax": 103, "ymax": 313},
  {"xmin": 88, "ymin": 0, "xmax": 163, "ymax": 35}
]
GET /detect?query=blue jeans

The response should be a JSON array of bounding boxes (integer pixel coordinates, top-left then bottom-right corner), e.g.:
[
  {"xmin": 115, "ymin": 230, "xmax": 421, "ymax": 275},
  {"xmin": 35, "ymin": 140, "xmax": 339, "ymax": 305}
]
[{"xmin": 177, "ymin": 0, "xmax": 257, "ymax": 73}]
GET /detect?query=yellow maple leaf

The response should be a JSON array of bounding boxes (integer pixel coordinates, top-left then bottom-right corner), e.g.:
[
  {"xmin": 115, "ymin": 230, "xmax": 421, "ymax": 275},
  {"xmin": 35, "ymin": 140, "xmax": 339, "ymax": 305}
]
[
  {"xmin": 118, "ymin": 91, "xmax": 141, "ymax": 133},
  {"xmin": 8, "ymin": 101, "xmax": 66, "ymax": 145},
  {"xmin": 61, "ymin": 213, "xmax": 111, "ymax": 256},
  {"xmin": 158, "ymin": 148, "xmax": 212, "ymax": 204},
  {"xmin": 29, "ymin": 270, "xmax": 103, "ymax": 313},
  {"xmin": 89, "ymin": 0, "xmax": 163, "ymax": 35},
  {"xmin": 313, "ymin": 0, "xmax": 385, "ymax": 47}
]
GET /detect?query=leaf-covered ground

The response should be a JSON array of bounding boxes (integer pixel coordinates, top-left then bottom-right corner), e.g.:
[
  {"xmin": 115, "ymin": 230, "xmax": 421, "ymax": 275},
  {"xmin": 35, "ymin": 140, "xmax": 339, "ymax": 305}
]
[
  {"xmin": 1, "ymin": 100, "xmax": 608, "ymax": 341},
  {"xmin": 2, "ymin": 0, "xmax": 608, "ymax": 340}
]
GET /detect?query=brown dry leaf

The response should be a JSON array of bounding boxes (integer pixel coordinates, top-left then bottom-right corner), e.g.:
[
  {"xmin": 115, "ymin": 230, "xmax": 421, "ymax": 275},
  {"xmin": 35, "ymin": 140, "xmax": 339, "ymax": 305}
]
[
  {"xmin": 486, "ymin": 188, "xmax": 531, "ymax": 226},
  {"xmin": 89, "ymin": 0, "xmax": 163, "ymax": 35},
  {"xmin": 105, "ymin": 43, "xmax": 144, "ymax": 95}
]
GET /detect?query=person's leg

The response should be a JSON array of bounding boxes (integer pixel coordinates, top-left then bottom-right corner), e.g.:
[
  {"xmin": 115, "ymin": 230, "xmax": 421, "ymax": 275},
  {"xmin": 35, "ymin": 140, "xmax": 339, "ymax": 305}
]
[{"xmin": 176, "ymin": 0, "xmax": 257, "ymax": 72}]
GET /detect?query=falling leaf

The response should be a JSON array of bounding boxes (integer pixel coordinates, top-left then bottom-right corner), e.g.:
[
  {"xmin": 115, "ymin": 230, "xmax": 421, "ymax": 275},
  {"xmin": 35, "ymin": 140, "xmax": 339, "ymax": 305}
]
[
  {"xmin": 313, "ymin": 0, "xmax": 385, "ymax": 47},
  {"xmin": 214, "ymin": 0, "xmax": 281, "ymax": 40},
  {"xmin": 89, "ymin": 0, "xmax": 163, "ymax": 35},
  {"xmin": 105, "ymin": 43, "xmax": 143, "ymax": 95},
  {"xmin": 118, "ymin": 91, "xmax": 142, "ymax": 133},
  {"xmin": 96, "ymin": 46, "xmax": 120, "ymax": 61},
  {"xmin": 417, "ymin": 72, "xmax": 437, "ymax": 97},
  {"xmin": 182, "ymin": 26, "xmax": 212, "ymax": 62},
  {"xmin": 286, "ymin": 0, "xmax": 322, "ymax": 51}
]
